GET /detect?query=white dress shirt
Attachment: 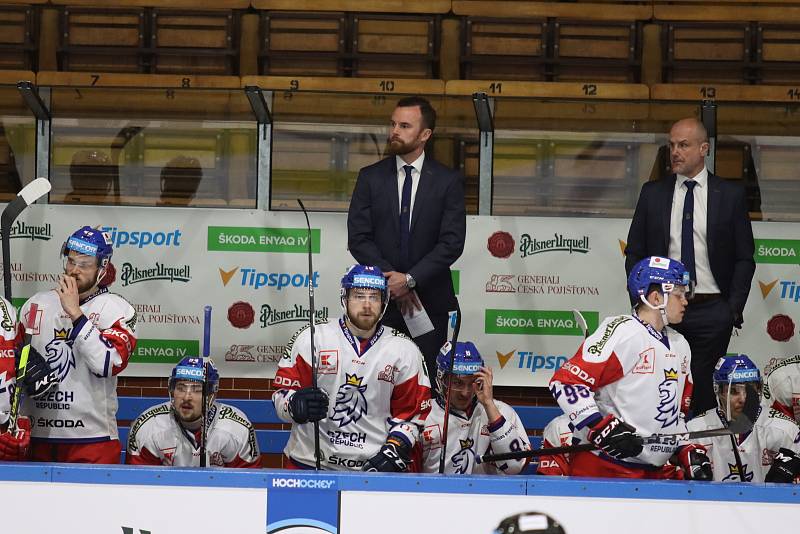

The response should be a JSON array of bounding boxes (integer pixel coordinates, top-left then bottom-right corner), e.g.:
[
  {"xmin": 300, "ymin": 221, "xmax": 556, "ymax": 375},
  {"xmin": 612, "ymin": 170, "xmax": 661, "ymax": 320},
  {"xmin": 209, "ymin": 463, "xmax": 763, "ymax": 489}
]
[
  {"xmin": 667, "ymin": 167, "xmax": 720, "ymax": 294},
  {"xmin": 396, "ymin": 152, "xmax": 425, "ymax": 229}
]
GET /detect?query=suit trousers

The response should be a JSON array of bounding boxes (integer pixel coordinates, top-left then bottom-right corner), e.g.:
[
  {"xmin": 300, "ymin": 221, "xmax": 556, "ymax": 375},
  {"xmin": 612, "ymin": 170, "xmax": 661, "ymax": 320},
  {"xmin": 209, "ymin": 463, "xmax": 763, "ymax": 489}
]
[
  {"xmin": 672, "ymin": 298, "xmax": 735, "ymax": 415},
  {"xmin": 382, "ymin": 305, "xmax": 448, "ymax": 387}
]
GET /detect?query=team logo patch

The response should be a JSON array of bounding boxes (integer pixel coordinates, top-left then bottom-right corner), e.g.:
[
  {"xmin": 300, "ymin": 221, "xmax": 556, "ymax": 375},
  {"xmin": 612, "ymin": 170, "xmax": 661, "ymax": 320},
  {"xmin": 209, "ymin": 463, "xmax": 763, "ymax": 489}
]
[
  {"xmin": 319, "ymin": 350, "xmax": 338, "ymax": 374},
  {"xmin": 377, "ymin": 364, "xmax": 398, "ymax": 384},
  {"xmin": 422, "ymin": 424, "xmax": 442, "ymax": 450},
  {"xmin": 633, "ymin": 348, "xmax": 655, "ymax": 374},
  {"xmin": 331, "ymin": 374, "xmax": 368, "ymax": 428},
  {"xmin": 723, "ymin": 463, "xmax": 754, "ymax": 482},
  {"xmin": 45, "ymin": 328, "xmax": 75, "ymax": 382},
  {"xmin": 654, "ymin": 368, "xmax": 680, "ymax": 429},
  {"xmin": 451, "ymin": 438, "xmax": 475, "ymax": 474}
]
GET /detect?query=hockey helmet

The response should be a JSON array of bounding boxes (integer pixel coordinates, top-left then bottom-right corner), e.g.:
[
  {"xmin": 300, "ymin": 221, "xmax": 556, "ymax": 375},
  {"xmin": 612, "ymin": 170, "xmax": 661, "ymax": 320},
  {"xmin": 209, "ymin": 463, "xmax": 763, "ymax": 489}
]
[
  {"xmin": 627, "ymin": 256, "xmax": 691, "ymax": 302},
  {"xmin": 340, "ymin": 264, "xmax": 388, "ymax": 302},
  {"xmin": 493, "ymin": 512, "xmax": 566, "ymax": 534},
  {"xmin": 713, "ymin": 355, "xmax": 762, "ymax": 425},
  {"xmin": 168, "ymin": 356, "xmax": 220, "ymax": 395},
  {"xmin": 436, "ymin": 341, "xmax": 484, "ymax": 396},
  {"xmin": 61, "ymin": 226, "xmax": 113, "ymax": 269}
]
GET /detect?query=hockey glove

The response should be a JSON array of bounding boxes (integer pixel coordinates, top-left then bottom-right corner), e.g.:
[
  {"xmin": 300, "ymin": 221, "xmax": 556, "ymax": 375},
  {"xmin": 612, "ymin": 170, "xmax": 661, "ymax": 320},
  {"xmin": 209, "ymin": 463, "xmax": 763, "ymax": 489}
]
[
  {"xmin": 587, "ymin": 414, "xmax": 644, "ymax": 460},
  {"xmin": 17, "ymin": 346, "xmax": 58, "ymax": 399},
  {"xmin": 361, "ymin": 437, "xmax": 411, "ymax": 473},
  {"xmin": 288, "ymin": 387, "xmax": 329, "ymax": 424},
  {"xmin": 0, "ymin": 416, "xmax": 30, "ymax": 461},
  {"xmin": 676, "ymin": 444, "xmax": 713, "ymax": 481},
  {"xmin": 765, "ymin": 448, "xmax": 800, "ymax": 483}
]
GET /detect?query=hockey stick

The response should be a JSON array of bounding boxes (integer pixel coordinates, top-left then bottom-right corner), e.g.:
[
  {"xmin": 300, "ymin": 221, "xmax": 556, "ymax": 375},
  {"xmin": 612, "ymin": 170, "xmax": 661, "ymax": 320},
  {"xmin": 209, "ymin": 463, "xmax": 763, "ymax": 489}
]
[
  {"xmin": 7, "ymin": 302, "xmax": 38, "ymax": 433},
  {"xmin": 572, "ymin": 309, "xmax": 589, "ymax": 339},
  {"xmin": 199, "ymin": 305, "xmax": 211, "ymax": 467},
  {"xmin": 437, "ymin": 300, "xmax": 462, "ymax": 474},
  {"xmin": 297, "ymin": 199, "xmax": 321, "ymax": 470},
  {"xmin": 2, "ymin": 178, "xmax": 52, "ymax": 300},
  {"xmin": 479, "ymin": 417, "xmax": 754, "ymax": 464}
]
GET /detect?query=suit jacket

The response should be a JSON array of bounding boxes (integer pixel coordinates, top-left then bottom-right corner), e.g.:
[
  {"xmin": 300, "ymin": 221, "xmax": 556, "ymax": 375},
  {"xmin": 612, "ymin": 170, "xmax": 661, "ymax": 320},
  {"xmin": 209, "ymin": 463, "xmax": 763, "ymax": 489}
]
[
  {"xmin": 347, "ymin": 155, "xmax": 466, "ymax": 315},
  {"xmin": 624, "ymin": 173, "xmax": 755, "ymax": 315}
]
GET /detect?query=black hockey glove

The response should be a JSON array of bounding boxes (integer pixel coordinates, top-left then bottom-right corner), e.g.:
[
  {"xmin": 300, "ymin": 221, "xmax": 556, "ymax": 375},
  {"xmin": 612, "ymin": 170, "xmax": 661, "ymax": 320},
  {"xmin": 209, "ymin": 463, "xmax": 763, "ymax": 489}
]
[
  {"xmin": 15, "ymin": 345, "xmax": 58, "ymax": 399},
  {"xmin": 765, "ymin": 448, "xmax": 800, "ymax": 483},
  {"xmin": 676, "ymin": 444, "xmax": 713, "ymax": 481},
  {"xmin": 361, "ymin": 437, "xmax": 411, "ymax": 473},
  {"xmin": 288, "ymin": 387, "xmax": 329, "ymax": 424},
  {"xmin": 587, "ymin": 414, "xmax": 643, "ymax": 460}
]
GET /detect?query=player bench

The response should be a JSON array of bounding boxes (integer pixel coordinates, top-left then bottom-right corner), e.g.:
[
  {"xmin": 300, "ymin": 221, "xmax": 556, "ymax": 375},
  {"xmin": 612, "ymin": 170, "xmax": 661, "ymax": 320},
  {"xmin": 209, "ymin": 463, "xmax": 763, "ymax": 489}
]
[{"xmin": 116, "ymin": 396, "xmax": 560, "ymax": 469}]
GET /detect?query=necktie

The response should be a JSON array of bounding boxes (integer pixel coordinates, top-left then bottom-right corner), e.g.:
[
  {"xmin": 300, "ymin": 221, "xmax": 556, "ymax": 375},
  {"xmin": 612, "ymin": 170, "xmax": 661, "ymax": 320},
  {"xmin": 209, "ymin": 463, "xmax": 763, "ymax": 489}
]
[
  {"xmin": 399, "ymin": 165, "xmax": 413, "ymax": 269},
  {"xmin": 681, "ymin": 180, "xmax": 697, "ymax": 282}
]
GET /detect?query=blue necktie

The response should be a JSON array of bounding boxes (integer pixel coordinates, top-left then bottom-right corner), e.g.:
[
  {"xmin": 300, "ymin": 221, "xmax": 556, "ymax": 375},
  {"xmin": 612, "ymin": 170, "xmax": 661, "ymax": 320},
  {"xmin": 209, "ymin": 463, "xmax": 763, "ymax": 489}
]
[
  {"xmin": 399, "ymin": 165, "xmax": 413, "ymax": 269},
  {"xmin": 681, "ymin": 180, "xmax": 697, "ymax": 282}
]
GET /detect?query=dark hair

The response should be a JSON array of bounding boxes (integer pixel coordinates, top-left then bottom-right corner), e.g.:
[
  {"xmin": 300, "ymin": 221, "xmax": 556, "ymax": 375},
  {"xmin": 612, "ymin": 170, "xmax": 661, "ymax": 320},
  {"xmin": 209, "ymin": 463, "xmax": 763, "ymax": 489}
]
[{"xmin": 395, "ymin": 96, "xmax": 436, "ymax": 131}]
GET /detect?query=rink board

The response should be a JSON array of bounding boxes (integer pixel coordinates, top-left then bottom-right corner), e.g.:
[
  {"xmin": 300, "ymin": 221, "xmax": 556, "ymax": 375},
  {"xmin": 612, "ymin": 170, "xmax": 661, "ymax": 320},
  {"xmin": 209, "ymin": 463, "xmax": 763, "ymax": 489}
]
[
  {"xmin": 0, "ymin": 463, "xmax": 798, "ymax": 533},
  {"xmin": 2, "ymin": 203, "xmax": 799, "ymax": 385}
]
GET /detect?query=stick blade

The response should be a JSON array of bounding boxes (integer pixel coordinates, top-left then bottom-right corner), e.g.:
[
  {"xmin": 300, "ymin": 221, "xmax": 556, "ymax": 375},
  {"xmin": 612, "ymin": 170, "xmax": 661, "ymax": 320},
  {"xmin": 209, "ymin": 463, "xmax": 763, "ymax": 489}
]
[
  {"xmin": 572, "ymin": 309, "xmax": 588, "ymax": 336},
  {"xmin": 18, "ymin": 178, "xmax": 51, "ymax": 207}
]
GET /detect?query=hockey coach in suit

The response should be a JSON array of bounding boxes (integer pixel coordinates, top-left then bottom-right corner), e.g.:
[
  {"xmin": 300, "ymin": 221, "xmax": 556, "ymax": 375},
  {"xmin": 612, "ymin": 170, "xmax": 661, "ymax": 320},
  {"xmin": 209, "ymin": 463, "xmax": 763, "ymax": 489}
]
[
  {"xmin": 625, "ymin": 117, "xmax": 755, "ymax": 415},
  {"xmin": 347, "ymin": 96, "xmax": 466, "ymax": 381}
]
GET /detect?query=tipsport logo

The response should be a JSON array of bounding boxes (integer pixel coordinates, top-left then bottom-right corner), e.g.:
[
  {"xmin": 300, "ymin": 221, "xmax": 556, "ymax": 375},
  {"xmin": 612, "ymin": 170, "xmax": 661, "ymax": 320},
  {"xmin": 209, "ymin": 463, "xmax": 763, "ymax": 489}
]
[
  {"xmin": 497, "ymin": 350, "xmax": 567, "ymax": 374},
  {"xmin": 219, "ymin": 266, "xmax": 320, "ymax": 291},
  {"xmin": 102, "ymin": 226, "xmax": 182, "ymax": 249},
  {"xmin": 759, "ymin": 279, "xmax": 800, "ymax": 303}
]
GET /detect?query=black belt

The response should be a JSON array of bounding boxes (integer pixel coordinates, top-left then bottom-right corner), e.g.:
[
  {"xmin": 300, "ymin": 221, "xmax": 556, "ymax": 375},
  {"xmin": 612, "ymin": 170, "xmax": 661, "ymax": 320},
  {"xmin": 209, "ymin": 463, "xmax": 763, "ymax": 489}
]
[{"xmin": 691, "ymin": 293, "xmax": 721, "ymax": 305}]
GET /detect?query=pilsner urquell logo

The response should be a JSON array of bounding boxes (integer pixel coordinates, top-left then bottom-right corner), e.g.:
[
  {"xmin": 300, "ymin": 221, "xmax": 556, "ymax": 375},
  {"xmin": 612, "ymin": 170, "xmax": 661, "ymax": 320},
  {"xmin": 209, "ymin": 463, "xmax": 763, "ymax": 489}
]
[
  {"xmin": 120, "ymin": 262, "xmax": 191, "ymax": 286},
  {"xmin": 519, "ymin": 233, "xmax": 590, "ymax": 258},
  {"xmin": 1, "ymin": 221, "xmax": 52, "ymax": 241}
]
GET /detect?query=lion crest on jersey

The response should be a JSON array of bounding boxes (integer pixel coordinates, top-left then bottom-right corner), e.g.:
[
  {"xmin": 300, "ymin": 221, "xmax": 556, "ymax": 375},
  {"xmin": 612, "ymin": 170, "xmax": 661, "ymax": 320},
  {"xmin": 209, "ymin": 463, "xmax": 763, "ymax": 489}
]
[
  {"xmin": 655, "ymin": 368, "xmax": 680, "ymax": 428},
  {"xmin": 723, "ymin": 462, "xmax": 754, "ymax": 482},
  {"xmin": 331, "ymin": 373, "xmax": 368, "ymax": 428},
  {"xmin": 45, "ymin": 328, "xmax": 75, "ymax": 382},
  {"xmin": 451, "ymin": 438, "xmax": 475, "ymax": 474}
]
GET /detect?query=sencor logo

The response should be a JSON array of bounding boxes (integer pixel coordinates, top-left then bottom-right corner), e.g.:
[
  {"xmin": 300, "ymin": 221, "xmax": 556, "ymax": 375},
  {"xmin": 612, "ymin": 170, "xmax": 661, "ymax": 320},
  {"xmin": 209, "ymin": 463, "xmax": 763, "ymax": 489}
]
[{"xmin": 271, "ymin": 478, "xmax": 335, "ymax": 489}]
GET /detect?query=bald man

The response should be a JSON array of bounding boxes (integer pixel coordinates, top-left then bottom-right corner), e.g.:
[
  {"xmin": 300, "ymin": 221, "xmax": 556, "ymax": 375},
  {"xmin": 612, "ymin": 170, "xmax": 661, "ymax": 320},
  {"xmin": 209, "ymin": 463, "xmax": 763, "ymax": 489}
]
[{"xmin": 624, "ymin": 118, "xmax": 755, "ymax": 414}]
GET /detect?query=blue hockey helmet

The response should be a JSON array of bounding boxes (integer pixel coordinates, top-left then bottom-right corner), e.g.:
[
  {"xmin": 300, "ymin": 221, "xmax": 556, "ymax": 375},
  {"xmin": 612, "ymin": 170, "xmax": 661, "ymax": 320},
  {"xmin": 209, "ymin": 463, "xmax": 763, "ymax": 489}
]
[
  {"xmin": 713, "ymin": 354, "xmax": 761, "ymax": 385},
  {"xmin": 61, "ymin": 226, "xmax": 113, "ymax": 268},
  {"xmin": 168, "ymin": 356, "xmax": 220, "ymax": 394},
  {"xmin": 436, "ymin": 341, "xmax": 485, "ymax": 375},
  {"xmin": 713, "ymin": 354, "xmax": 762, "ymax": 424},
  {"xmin": 436, "ymin": 341, "xmax": 485, "ymax": 394},
  {"xmin": 627, "ymin": 256, "xmax": 691, "ymax": 302},
  {"xmin": 340, "ymin": 264, "xmax": 388, "ymax": 302}
]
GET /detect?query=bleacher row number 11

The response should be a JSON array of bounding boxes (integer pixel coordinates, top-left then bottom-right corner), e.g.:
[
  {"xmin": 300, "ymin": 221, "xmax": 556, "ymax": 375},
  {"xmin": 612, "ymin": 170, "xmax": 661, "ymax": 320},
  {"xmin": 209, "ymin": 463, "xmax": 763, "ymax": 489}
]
[{"xmin": 486, "ymin": 82, "xmax": 599, "ymax": 96}]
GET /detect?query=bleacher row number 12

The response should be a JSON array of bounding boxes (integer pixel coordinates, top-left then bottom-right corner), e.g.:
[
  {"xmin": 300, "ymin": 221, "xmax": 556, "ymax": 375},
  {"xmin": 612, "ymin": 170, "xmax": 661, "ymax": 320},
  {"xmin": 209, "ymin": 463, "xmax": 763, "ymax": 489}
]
[{"xmin": 486, "ymin": 82, "xmax": 599, "ymax": 96}]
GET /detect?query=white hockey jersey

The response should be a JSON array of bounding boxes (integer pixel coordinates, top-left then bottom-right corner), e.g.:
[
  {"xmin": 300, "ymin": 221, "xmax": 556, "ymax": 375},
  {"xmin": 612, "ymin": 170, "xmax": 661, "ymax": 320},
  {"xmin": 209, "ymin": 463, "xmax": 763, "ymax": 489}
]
[
  {"xmin": 537, "ymin": 414, "xmax": 573, "ymax": 476},
  {"xmin": 273, "ymin": 319, "xmax": 431, "ymax": 471},
  {"xmin": 687, "ymin": 405, "xmax": 800, "ymax": 482},
  {"xmin": 419, "ymin": 397, "xmax": 531, "ymax": 474},
  {"xmin": 126, "ymin": 401, "xmax": 260, "ymax": 468},
  {"xmin": 550, "ymin": 314, "xmax": 694, "ymax": 468},
  {"xmin": 20, "ymin": 288, "xmax": 137, "ymax": 442},
  {"xmin": 0, "ymin": 296, "xmax": 20, "ymax": 427}
]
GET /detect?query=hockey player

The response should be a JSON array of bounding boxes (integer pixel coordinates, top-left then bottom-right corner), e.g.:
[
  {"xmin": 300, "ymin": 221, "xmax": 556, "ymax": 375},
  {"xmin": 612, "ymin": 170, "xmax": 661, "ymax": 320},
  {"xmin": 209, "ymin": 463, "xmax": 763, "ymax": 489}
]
[
  {"xmin": 549, "ymin": 256, "xmax": 712, "ymax": 479},
  {"xmin": 273, "ymin": 264, "xmax": 431, "ymax": 471},
  {"xmin": 536, "ymin": 414, "xmax": 573, "ymax": 476},
  {"xmin": 127, "ymin": 357, "xmax": 260, "ymax": 467},
  {"xmin": 20, "ymin": 226, "xmax": 137, "ymax": 463},
  {"xmin": 763, "ymin": 355, "xmax": 800, "ymax": 424},
  {"xmin": 0, "ymin": 296, "xmax": 57, "ymax": 461},
  {"xmin": 419, "ymin": 341, "xmax": 531, "ymax": 474},
  {"xmin": 688, "ymin": 355, "xmax": 800, "ymax": 483}
]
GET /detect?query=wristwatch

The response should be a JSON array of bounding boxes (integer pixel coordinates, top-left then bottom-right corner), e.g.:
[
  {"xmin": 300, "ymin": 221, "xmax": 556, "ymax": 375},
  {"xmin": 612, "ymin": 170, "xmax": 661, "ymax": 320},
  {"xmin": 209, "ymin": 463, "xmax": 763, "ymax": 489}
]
[{"xmin": 405, "ymin": 273, "xmax": 416, "ymax": 289}]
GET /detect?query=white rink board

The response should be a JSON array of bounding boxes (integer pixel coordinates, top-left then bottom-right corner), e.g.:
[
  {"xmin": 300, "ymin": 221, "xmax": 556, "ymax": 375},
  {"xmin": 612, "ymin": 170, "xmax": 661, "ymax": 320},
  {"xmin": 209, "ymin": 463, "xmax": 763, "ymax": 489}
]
[
  {"xmin": 340, "ymin": 491, "xmax": 798, "ymax": 534},
  {"xmin": 0, "ymin": 481, "xmax": 266, "ymax": 534},
  {"xmin": 3, "ymin": 203, "xmax": 799, "ymax": 384}
]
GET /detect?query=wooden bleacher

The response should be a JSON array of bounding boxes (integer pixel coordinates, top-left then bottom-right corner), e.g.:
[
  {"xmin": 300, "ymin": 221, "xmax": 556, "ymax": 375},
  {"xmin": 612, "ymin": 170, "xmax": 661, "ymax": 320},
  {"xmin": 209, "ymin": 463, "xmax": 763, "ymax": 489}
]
[
  {"xmin": 0, "ymin": 70, "xmax": 34, "ymax": 202},
  {"xmin": 116, "ymin": 396, "xmax": 559, "ymax": 470},
  {"xmin": 0, "ymin": 4, "xmax": 38, "ymax": 71}
]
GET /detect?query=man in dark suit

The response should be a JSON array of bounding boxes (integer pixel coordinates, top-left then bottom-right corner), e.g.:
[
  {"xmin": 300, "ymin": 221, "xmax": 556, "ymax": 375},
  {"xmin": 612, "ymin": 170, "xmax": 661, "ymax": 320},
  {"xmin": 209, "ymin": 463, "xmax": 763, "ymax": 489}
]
[
  {"xmin": 347, "ymin": 96, "xmax": 466, "ymax": 380},
  {"xmin": 625, "ymin": 117, "xmax": 755, "ymax": 414}
]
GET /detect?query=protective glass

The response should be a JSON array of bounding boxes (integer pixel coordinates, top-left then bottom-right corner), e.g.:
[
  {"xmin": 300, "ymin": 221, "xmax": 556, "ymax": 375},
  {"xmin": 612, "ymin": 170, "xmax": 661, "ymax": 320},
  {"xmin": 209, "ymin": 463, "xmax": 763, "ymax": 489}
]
[
  {"xmin": 62, "ymin": 255, "xmax": 97, "ymax": 271},
  {"xmin": 718, "ymin": 381, "xmax": 762, "ymax": 429},
  {"xmin": 348, "ymin": 290, "xmax": 382, "ymax": 304},
  {"xmin": 174, "ymin": 382, "xmax": 203, "ymax": 395}
]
